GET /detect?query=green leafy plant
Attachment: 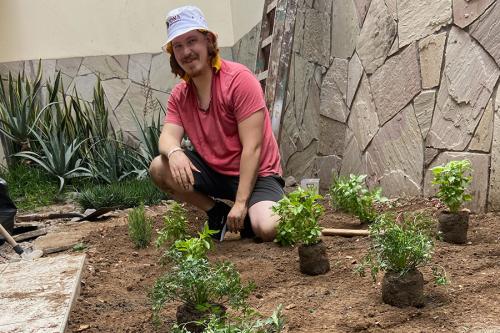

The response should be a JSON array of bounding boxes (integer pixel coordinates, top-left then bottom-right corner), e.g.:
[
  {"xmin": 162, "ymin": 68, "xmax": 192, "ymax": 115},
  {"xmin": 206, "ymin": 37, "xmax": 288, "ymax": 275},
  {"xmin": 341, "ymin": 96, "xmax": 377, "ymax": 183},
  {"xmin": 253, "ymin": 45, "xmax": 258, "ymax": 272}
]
[
  {"xmin": 14, "ymin": 130, "xmax": 91, "ymax": 191},
  {"xmin": 355, "ymin": 212, "xmax": 447, "ymax": 285},
  {"xmin": 72, "ymin": 242, "xmax": 87, "ymax": 252},
  {"xmin": 151, "ymin": 230, "xmax": 254, "ymax": 326},
  {"xmin": 171, "ymin": 305, "xmax": 285, "ymax": 333},
  {"xmin": 156, "ymin": 201, "xmax": 189, "ymax": 247},
  {"xmin": 272, "ymin": 187, "xmax": 323, "ymax": 246},
  {"xmin": 431, "ymin": 160, "xmax": 472, "ymax": 213},
  {"xmin": 0, "ymin": 66, "xmax": 44, "ymax": 160},
  {"xmin": 0, "ymin": 164, "xmax": 59, "ymax": 211},
  {"xmin": 128, "ymin": 203, "xmax": 153, "ymax": 248},
  {"xmin": 77, "ymin": 178, "xmax": 166, "ymax": 209},
  {"xmin": 329, "ymin": 174, "xmax": 386, "ymax": 223}
]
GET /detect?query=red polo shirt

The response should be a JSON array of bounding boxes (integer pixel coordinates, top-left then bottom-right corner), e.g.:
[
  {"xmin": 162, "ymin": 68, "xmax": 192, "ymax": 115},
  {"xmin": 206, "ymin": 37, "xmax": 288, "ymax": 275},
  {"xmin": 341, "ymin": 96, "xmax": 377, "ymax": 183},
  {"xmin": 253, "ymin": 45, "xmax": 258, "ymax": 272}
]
[{"xmin": 165, "ymin": 59, "xmax": 282, "ymax": 177}]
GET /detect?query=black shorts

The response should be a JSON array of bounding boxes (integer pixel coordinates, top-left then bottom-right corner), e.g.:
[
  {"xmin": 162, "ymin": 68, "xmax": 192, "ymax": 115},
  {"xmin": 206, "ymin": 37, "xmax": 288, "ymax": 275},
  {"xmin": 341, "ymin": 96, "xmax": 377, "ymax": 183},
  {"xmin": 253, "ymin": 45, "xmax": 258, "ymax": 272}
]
[{"xmin": 185, "ymin": 150, "xmax": 285, "ymax": 208}]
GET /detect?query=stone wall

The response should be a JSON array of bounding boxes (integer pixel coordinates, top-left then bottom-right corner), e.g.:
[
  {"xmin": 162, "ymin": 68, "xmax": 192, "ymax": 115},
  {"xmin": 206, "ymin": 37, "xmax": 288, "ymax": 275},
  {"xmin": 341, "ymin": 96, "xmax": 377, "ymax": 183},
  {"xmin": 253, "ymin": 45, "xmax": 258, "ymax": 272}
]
[{"xmin": 233, "ymin": 0, "xmax": 500, "ymax": 212}]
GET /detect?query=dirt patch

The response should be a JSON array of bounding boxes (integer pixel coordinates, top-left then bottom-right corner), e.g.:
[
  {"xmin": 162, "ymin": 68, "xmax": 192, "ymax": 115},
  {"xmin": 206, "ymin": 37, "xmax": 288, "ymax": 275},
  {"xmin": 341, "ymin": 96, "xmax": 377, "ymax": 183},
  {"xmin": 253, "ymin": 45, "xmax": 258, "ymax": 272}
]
[{"xmin": 63, "ymin": 200, "xmax": 500, "ymax": 332}]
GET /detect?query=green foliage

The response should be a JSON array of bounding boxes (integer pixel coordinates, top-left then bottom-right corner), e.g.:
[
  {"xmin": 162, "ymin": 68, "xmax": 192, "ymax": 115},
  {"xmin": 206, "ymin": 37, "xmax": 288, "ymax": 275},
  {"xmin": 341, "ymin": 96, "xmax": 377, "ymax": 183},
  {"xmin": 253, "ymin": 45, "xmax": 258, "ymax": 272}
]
[
  {"xmin": 151, "ymin": 255, "xmax": 254, "ymax": 325},
  {"xmin": 156, "ymin": 201, "xmax": 189, "ymax": 247},
  {"xmin": 272, "ymin": 187, "xmax": 323, "ymax": 246},
  {"xmin": 171, "ymin": 305, "xmax": 285, "ymax": 333},
  {"xmin": 329, "ymin": 174, "xmax": 386, "ymax": 223},
  {"xmin": 77, "ymin": 178, "xmax": 166, "ymax": 210},
  {"xmin": 128, "ymin": 101, "xmax": 164, "ymax": 177},
  {"xmin": 72, "ymin": 242, "xmax": 87, "ymax": 252},
  {"xmin": 431, "ymin": 160, "xmax": 472, "ymax": 213},
  {"xmin": 14, "ymin": 130, "xmax": 91, "ymax": 192},
  {"xmin": 0, "ymin": 164, "xmax": 59, "ymax": 211},
  {"xmin": 0, "ymin": 65, "xmax": 44, "ymax": 160},
  {"xmin": 168, "ymin": 224, "xmax": 216, "ymax": 261},
  {"xmin": 355, "ymin": 213, "xmax": 447, "ymax": 285},
  {"xmin": 128, "ymin": 204, "xmax": 153, "ymax": 248}
]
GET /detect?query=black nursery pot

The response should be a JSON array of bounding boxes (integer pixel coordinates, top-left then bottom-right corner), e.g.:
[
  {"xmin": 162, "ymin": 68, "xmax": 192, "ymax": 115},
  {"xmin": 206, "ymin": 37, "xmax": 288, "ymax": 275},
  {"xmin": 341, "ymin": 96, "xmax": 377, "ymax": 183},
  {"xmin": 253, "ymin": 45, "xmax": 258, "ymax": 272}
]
[
  {"xmin": 382, "ymin": 269, "xmax": 424, "ymax": 308},
  {"xmin": 298, "ymin": 240, "xmax": 330, "ymax": 276},
  {"xmin": 438, "ymin": 209, "xmax": 469, "ymax": 244},
  {"xmin": 176, "ymin": 303, "xmax": 226, "ymax": 333}
]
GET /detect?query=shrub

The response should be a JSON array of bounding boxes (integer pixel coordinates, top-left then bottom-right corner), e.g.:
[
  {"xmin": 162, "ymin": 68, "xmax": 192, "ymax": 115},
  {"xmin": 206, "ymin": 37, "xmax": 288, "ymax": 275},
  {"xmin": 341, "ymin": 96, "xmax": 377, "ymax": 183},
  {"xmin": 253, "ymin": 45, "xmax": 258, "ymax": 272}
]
[
  {"xmin": 272, "ymin": 187, "xmax": 323, "ymax": 246},
  {"xmin": 156, "ymin": 201, "xmax": 189, "ymax": 247},
  {"xmin": 0, "ymin": 164, "xmax": 59, "ymax": 211},
  {"xmin": 329, "ymin": 174, "xmax": 386, "ymax": 223},
  {"xmin": 171, "ymin": 305, "xmax": 285, "ymax": 333},
  {"xmin": 431, "ymin": 160, "xmax": 472, "ymax": 213},
  {"xmin": 355, "ymin": 213, "xmax": 446, "ymax": 284},
  {"xmin": 128, "ymin": 204, "xmax": 153, "ymax": 248},
  {"xmin": 77, "ymin": 178, "xmax": 166, "ymax": 209},
  {"xmin": 151, "ymin": 228, "xmax": 253, "ymax": 325}
]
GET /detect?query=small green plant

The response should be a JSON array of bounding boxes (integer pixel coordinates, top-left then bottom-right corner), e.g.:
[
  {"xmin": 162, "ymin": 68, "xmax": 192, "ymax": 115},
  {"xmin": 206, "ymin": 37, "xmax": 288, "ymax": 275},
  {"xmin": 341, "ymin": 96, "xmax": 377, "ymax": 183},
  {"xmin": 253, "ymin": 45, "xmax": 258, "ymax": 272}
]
[
  {"xmin": 72, "ymin": 242, "xmax": 87, "ymax": 252},
  {"xmin": 128, "ymin": 204, "xmax": 153, "ymax": 248},
  {"xmin": 0, "ymin": 164, "xmax": 59, "ymax": 211},
  {"xmin": 329, "ymin": 174, "xmax": 386, "ymax": 223},
  {"xmin": 272, "ymin": 187, "xmax": 323, "ymax": 246},
  {"xmin": 355, "ymin": 212, "xmax": 447, "ymax": 285},
  {"xmin": 171, "ymin": 305, "xmax": 285, "ymax": 333},
  {"xmin": 156, "ymin": 201, "xmax": 189, "ymax": 247},
  {"xmin": 77, "ymin": 178, "xmax": 166, "ymax": 209},
  {"xmin": 151, "ymin": 228, "xmax": 254, "ymax": 326},
  {"xmin": 431, "ymin": 160, "xmax": 472, "ymax": 213}
]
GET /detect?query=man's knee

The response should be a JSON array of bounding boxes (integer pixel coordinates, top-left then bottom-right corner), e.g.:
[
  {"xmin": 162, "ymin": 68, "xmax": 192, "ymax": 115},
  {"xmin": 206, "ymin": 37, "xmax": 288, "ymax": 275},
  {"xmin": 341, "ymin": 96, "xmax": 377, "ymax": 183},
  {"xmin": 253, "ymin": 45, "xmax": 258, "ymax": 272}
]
[
  {"xmin": 149, "ymin": 155, "xmax": 173, "ymax": 189},
  {"xmin": 249, "ymin": 201, "xmax": 279, "ymax": 242}
]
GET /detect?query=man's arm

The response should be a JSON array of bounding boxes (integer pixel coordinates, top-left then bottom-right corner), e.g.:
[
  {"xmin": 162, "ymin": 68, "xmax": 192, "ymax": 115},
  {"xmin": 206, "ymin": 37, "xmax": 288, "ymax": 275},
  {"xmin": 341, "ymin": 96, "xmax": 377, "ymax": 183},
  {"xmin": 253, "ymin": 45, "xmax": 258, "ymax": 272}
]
[
  {"xmin": 226, "ymin": 109, "xmax": 265, "ymax": 232},
  {"xmin": 159, "ymin": 123, "xmax": 199, "ymax": 189}
]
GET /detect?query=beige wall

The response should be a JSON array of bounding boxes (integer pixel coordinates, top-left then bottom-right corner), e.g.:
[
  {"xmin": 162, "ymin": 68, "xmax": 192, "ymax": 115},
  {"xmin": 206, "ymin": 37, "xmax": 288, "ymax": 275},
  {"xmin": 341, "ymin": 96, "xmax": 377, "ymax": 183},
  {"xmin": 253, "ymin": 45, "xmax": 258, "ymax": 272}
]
[
  {"xmin": 0, "ymin": 0, "xmax": 256, "ymax": 62},
  {"xmin": 230, "ymin": 0, "xmax": 265, "ymax": 42}
]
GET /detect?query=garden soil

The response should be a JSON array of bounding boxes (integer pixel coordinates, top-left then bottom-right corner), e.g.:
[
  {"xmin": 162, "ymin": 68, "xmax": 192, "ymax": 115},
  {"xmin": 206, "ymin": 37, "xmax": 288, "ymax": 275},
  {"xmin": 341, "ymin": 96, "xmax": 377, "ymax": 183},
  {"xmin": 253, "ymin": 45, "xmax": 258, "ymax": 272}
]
[{"xmin": 64, "ymin": 198, "xmax": 500, "ymax": 333}]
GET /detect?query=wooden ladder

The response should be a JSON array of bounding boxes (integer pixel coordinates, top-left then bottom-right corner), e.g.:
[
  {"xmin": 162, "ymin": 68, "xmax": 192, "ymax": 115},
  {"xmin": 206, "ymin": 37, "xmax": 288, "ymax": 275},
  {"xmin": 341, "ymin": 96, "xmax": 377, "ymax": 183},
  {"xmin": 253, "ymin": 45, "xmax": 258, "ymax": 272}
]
[{"xmin": 255, "ymin": 0, "xmax": 298, "ymax": 143}]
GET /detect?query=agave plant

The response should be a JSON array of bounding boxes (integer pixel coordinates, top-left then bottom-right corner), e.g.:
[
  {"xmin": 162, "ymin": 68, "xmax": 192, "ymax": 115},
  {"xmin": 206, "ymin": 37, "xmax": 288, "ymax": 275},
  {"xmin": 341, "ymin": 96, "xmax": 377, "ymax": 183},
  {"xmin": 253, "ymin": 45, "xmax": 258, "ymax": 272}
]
[
  {"xmin": 0, "ymin": 66, "xmax": 44, "ymax": 160},
  {"xmin": 128, "ymin": 99, "xmax": 164, "ymax": 175},
  {"xmin": 14, "ymin": 130, "xmax": 91, "ymax": 192}
]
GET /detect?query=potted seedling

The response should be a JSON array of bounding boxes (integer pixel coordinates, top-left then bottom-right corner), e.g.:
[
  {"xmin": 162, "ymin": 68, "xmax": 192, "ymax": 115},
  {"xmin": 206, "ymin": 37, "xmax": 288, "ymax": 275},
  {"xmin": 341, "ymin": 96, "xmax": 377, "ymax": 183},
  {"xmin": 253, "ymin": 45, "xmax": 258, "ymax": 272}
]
[
  {"xmin": 356, "ymin": 213, "xmax": 447, "ymax": 307},
  {"xmin": 273, "ymin": 187, "xmax": 330, "ymax": 275},
  {"xmin": 151, "ymin": 225, "xmax": 254, "ymax": 332},
  {"xmin": 431, "ymin": 160, "xmax": 472, "ymax": 244},
  {"xmin": 329, "ymin": 174, "xmax": 386, "ymax": 223}
]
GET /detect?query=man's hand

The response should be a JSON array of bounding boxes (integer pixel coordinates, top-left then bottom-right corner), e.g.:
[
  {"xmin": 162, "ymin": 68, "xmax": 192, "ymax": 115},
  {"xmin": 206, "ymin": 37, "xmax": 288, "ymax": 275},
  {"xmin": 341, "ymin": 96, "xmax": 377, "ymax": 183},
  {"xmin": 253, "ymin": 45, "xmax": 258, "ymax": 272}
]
[
  {"xmin": 168, "ymin": 150, "xmax": 200, "ymax": 191},
  {"xmin": 227, "ymin": 202, "xmax": 248, "ymax": 232}
]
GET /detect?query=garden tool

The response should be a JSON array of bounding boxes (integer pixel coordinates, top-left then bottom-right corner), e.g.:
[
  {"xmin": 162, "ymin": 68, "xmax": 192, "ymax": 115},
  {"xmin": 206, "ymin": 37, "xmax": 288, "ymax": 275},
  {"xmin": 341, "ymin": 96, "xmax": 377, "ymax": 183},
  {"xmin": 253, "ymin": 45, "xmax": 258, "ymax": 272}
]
[
  {"xmin": 0, "ymin": 223, "xmax": 43, "ymax": 260},
  {"xmin": 321, "ymin": 228, "xmax": 369, "ymax": 237}
]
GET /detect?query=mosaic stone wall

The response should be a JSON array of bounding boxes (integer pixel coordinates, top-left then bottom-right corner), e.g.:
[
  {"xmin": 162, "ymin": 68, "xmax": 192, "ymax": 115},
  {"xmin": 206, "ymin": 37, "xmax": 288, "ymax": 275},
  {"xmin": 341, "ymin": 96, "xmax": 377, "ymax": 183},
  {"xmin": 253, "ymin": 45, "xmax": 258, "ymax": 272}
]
[{"xmin": 233, "ymin": 0, "xmax": 500, "ymax": 212}]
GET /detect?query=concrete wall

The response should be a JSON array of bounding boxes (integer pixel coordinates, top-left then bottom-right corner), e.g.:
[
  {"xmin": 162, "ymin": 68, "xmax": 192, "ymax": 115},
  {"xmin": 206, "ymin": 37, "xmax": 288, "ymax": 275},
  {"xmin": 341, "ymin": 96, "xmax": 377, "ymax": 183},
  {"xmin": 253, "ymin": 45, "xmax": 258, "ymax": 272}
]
[
  {"xmin": 230, "ymin": 0, "xmax": 265, "ymax": 43},
  {"xmin": 233, "ymin": 0, "xmax": 500, "ymax": 212},
  {"xmin": 0, "ymin": 0, "xmax": 235, "ymax": 62}
]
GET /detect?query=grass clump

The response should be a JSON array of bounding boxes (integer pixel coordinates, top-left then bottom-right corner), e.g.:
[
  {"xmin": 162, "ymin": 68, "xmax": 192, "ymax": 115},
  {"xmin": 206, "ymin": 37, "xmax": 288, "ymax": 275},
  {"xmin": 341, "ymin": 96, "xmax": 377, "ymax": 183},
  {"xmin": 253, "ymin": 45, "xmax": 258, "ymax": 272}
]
[
  {"xmin": 128, "ymin": 204, "xmax": 153, "ymax": 248},
  {"xmin": 0, "ymin": 164, "xmax": 59, "ymax": 211},
  {"xmin": 329, "ymin": 174, "xmax": 386, "ymax": 223},
  {"xmin": 77, "ymin": 178, "xmax": 166, "ymax": 209}
]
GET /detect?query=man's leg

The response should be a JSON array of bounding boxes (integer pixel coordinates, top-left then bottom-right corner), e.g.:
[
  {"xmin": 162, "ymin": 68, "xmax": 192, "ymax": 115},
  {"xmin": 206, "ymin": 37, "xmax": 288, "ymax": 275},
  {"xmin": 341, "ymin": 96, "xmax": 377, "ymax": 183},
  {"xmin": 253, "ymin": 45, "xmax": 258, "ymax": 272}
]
[
  {"xmin": 149, "ymin": 155, "xmax": 215, "ymax": 210},
  {"xmin": 248, "ymin": 201, "xmax": 279, "ymax": 242}
]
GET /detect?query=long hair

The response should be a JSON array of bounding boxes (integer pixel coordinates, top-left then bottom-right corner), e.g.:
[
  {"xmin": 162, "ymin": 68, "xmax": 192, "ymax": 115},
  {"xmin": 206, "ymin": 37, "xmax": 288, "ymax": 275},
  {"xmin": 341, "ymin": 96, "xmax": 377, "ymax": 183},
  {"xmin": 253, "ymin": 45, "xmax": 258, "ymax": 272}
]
[{"xmin": 168, "ymin": 30, "xmax": 219, "ymax": 79}]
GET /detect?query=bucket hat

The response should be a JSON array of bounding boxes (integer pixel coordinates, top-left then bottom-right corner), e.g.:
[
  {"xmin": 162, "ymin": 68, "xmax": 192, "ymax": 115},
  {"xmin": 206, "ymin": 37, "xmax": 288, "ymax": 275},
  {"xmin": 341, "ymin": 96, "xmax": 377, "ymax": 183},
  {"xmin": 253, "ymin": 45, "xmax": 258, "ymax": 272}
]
[{"xmin": 162, "ymin": 6, "xmax": 215, "ymax": 52}]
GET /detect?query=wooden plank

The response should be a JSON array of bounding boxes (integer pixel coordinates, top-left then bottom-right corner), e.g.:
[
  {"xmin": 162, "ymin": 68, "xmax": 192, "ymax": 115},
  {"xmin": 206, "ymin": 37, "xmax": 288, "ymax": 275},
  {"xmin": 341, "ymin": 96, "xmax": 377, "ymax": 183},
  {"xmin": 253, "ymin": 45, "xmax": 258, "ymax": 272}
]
[
  {"xmin": 267, "ymin": 0, "xmax": 278, "ymax": 13},
  {"xmin": 13, "ymin": 228, "xmax": 47, "ymax": 242},
  {"xmin": 255, "ymin": 0, "xmax": 275, "ymax": 74},
  {"xmin": 269, "ymin": 0, "xmax": 298, "ymax": 142},
  {"xmin": 257, "ymin": 70, "xmax": 268, "ymax": 82},
  {"xmin": 321, "ymin": 228, "xmax": 369, "ymax": 237},
  {"xmin": 261, "ymin": 35, "xmax": 273, "ymax": 49}
]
